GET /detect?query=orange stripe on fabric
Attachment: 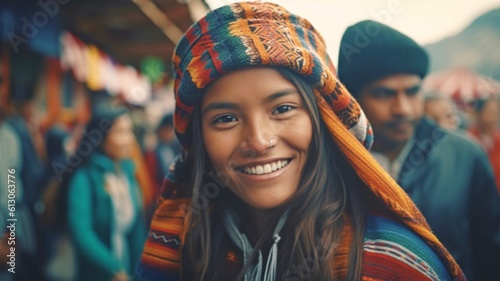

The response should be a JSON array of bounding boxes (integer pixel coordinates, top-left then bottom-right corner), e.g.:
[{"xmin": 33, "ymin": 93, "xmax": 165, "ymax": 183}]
[
  {"xmin": 363, "ymin": 252, "xmax": 434, "ymax": 280},
  {"xmin": 140, "ymin": 198, "xmax": 190, "ymax": 274},
  {"xmin": 145, "ymin": 246, "xmax": 180, "ymax": 261},
  {"xmin": 238, "ymin": 3, "xmax": 270, "ymax": 64},
  {"xmin": 333, "ymin": 215, "xmax": 354, "ymax": 280},
  {"xmin": 151, "ymin": 223, "xmax": 184, "ymax": 235},
  {"xmin": 285, "ymin": 20, "xmax": 314, "ymax": 76}
]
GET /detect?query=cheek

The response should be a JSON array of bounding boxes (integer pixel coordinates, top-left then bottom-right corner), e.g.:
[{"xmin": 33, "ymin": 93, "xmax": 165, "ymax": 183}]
[
  {"xmin": 202, "ymin": 128, "xmax": 239, "ymax": 171},
  {"xmin": 412, "ymin": 98, "xmax": 424, "ymax": 117},
  {"xmin": 360, "ymin": 101, "xmax": 386, "ymax": 127},
  {"xmin": 483, "ymin": 113, "xmax": 497, "ymax": 124},
  {"xmin": 102, "ymin": 139, "xmax": 116, "ymax": 157},
  {"xmin": 104, "ymin": 133, "xmax": 133, "ymax": 156},
  {"xmin": 283, "ymin": 118, "xmax": 312, "ymax": 150},
  {"xmin": 112, "ymin": 134, "xmax": 131, "ymax": 148}
]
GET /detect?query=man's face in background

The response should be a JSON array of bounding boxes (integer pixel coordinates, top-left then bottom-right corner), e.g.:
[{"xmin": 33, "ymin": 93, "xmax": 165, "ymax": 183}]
[{"xmin": 357, "ymin": 74, "xmax": 424, "ymax": 149}]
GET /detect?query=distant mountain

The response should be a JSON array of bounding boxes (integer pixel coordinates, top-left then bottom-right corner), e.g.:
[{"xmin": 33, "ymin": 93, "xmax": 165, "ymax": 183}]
[{"xmin": 425, "ymin": 7, "xmax": 500, "ymax": 80}]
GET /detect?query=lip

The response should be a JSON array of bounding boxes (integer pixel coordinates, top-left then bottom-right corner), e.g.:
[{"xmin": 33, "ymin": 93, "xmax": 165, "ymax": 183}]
[{"xmin": 234, "ymin": 157, "xmax": 293, "ymax": 182}]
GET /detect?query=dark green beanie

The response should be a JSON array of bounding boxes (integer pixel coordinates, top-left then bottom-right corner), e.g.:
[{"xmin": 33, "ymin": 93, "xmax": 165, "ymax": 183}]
[{"xmin": 338, "ymin": 20, "xmax": 429, "ymax": 97}]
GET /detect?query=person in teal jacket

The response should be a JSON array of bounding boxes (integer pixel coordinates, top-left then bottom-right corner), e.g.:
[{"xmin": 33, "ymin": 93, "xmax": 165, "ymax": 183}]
[{"xmin": 67, "ymin": 107, "xmax": 147, "ymax": 281}]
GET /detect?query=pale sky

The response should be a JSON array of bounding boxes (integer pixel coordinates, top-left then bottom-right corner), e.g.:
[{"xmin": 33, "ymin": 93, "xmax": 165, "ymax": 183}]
[{"xmin": 206, "ymin": 0, "xmax": 500, "ymax": 66}]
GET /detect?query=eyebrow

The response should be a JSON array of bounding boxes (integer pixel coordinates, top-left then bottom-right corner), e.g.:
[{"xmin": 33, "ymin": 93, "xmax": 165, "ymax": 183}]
[
  {"xmin": 202, "ymin": 102, "xmax": 239, "ymax": 116},
  {"xmin": 370, "ymin": 84, "xmax": 421, "ymax": 95},
  {"xmin": 265, "ymin": 89, "xmax": 299, "ymax": 102},
  {"xmin": 406, "ymin": 85, "xmax": 421, "ymax": 93},
  {"xmin": 370, "ymin": 87, "xmax": 396, "ymax": 95},
  {"xmin": 202, "ymin": 89, "xmax": 299, "ymax": 116}
]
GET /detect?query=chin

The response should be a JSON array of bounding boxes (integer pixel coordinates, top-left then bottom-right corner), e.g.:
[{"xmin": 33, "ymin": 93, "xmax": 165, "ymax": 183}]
[
  {"xmin": 240, "ymin": 194, "xmax": 291, "ymax": 210},
  {"xmin": 389, "ymin": 131, "xmax": 414, "ymax": 143},
  {"xmin": 114, "ymin": 154, "xmax": 131, "ymax": 161}
]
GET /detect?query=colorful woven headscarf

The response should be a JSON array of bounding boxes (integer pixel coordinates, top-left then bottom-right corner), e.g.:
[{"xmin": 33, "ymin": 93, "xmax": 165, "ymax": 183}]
[
  {"xmin": 142, "ymin": 2, "xmax": 465, "ymax": 280},
  {"xmin": 172, "ymin": 1, "xmax": 373, "ymax": 149}
]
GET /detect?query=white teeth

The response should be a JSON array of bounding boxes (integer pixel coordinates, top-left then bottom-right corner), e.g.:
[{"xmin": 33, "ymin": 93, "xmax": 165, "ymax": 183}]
[
  {"xmin": 263, "ymin": 164, "xmax": 272, "ymax": 173},
  {"xmin": 240, "ymin": 159, "xmax": 290, "ymax": 175},
  {"xmin": 256, "ymin": 166, "xmax": 264, "ymax": 175},
  {"xmin": 271, "ymin": 162, "xmax": 277, "ymax": 171}
]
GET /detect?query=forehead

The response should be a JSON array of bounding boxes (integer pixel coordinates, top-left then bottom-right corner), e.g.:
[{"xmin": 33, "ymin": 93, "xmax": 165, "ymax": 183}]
[
  {"xmin": 367, "ymin": 74, "xmax": 422, "ymax": 90},
  {"xmin": 201, "ymin": 67, "xmax": 296, "ymax": 105},
  {"xmin": 426, "ymin": 99, "xmax": 452, "ymax": 113},
  {"xmin": 426, "ymin": 98, "xmax": 450, "ymax": 107}
]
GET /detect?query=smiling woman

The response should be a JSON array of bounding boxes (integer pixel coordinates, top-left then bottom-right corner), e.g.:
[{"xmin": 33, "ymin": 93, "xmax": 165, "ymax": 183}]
[
  {"xmin": 201, "ymin": 67, "xmax": 312, "ymax": 210},
  {"xmin": 136, "ymin": 2, "xmax": 466, "ymax": 281}
]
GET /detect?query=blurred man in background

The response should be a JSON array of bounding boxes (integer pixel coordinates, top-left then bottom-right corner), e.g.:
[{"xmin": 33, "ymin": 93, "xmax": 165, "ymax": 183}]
[{"xmin": 338, "ymin": 20, "xmax": 500, "ymax": 281}]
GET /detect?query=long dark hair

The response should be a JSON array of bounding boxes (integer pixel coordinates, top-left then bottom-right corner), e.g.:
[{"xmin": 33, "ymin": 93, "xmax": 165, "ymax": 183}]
[{"xmin": 180, "ymin": 67, "xmax": 369, "ymax": 281}]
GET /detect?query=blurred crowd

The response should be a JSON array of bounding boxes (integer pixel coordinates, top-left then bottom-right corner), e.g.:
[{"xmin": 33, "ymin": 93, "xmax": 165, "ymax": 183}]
[
  {"xmin": 423, "ymin": 89, "xmax": 500, "ymax": 189},
  {"xmin": 0, "ymin": 48, "xmax": 181, "ymax": 280}
]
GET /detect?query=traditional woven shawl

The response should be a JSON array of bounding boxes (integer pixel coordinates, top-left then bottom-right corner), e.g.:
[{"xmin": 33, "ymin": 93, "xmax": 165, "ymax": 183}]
[{"xmin": 139, "ymin": 2, "xmax": 465, "ymax": 280}]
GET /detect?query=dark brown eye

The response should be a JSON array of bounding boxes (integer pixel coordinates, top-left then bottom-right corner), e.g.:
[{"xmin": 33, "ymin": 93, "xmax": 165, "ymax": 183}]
[
  {"xmin": 273, "ymin": 105, "xmax": 294, "ymax": 115},
  {"xmin": 214, "ymin": 115, "xmax": 237, "ymax": 123}
]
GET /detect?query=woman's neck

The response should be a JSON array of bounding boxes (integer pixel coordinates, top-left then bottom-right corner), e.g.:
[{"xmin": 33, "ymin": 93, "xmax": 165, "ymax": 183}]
[{"xmin": 242, "ymin": 206, "xmax": 275, "ymax": 245}]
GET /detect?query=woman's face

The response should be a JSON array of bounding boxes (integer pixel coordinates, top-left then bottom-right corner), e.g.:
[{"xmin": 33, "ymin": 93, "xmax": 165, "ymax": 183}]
[
  {"xmin": 201, "ymin": 68, "xmax": 313, "ymax": 209},
  {"xmin": 102, "ymin": 115, "xmax": 134, "ymax": 160}
]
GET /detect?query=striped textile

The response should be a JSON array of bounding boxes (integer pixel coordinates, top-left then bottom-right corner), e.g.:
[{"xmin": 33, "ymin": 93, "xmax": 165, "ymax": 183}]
[
  {"xmin": 136, "ymin": 200, "xmax": 452, "ymax": 281},
  {"xmin": 362, "ymin": 216, "xmax": 451, "ymax": 281},
  {"xmin": 136, "ymin": 198, "xmax": 188, "ymax": 281}
]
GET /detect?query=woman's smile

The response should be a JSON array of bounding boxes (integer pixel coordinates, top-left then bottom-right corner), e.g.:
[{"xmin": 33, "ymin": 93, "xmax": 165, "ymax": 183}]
[
  {"xmin": 234, "ymin": 158, "xmax": 294, "ymax": 185},
  {"xmin": 237, "ymin": 158, "xmax": 291, "ymax": 175}
]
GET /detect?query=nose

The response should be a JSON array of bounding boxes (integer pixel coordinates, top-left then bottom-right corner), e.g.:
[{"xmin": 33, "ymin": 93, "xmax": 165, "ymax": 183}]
[
  {"xmin": 391, "ymin": 92, "xmax": 412, "ymax": 117},
  {"xmin": 239, "ymin": 118, "xmax": 273, "ymax": 156}
]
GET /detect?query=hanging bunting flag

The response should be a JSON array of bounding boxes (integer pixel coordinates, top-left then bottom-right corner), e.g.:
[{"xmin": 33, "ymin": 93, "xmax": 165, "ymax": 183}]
[{"xmin": 59, "ymin": 32, "xmax": 152, "ymax": 105}]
